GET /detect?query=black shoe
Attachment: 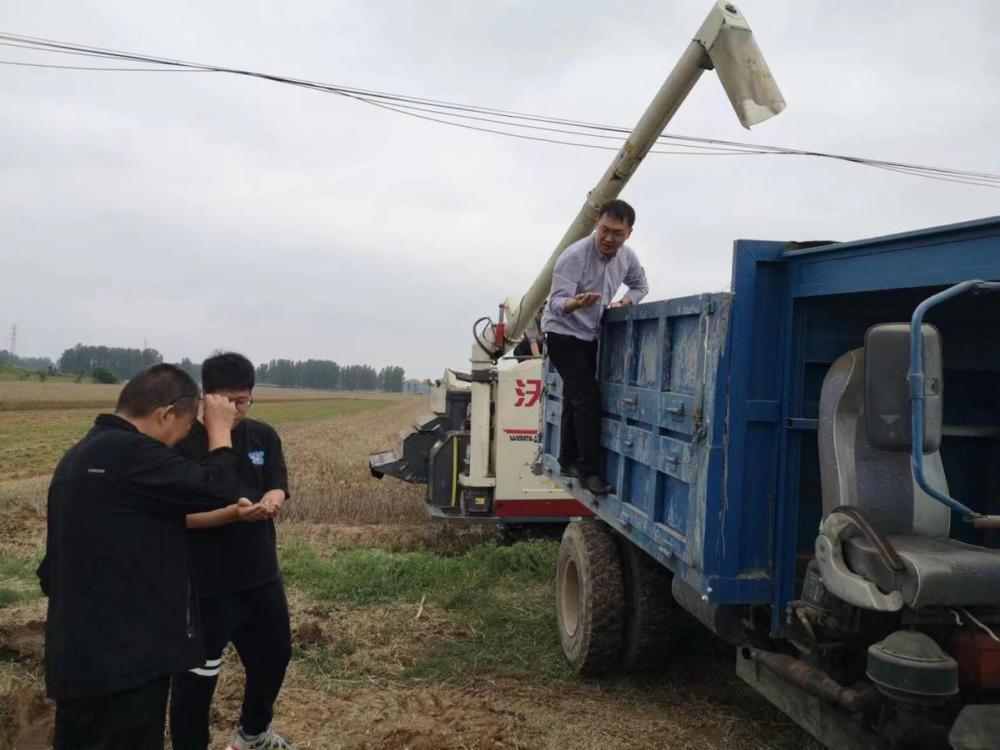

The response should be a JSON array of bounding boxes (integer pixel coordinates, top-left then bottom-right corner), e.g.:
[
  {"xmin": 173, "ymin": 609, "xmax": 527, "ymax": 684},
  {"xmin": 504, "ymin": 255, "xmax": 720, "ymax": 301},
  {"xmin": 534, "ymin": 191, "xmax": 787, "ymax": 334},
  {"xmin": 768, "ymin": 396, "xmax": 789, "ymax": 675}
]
[
  {"xmin": 559, "ymin": 462, "xmax": 582, "ymax": 478},
  {"xmin": 583, "ymin": 475, "xmax": 614, "ymax": 495}
]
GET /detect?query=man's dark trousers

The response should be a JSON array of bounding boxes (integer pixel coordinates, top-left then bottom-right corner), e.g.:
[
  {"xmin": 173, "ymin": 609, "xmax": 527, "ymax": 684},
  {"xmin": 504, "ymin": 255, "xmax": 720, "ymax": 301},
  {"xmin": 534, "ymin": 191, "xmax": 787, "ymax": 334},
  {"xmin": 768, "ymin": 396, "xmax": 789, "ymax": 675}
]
[
  {"xmin": 169, "ymin": 581, "xmax": 291, "ymax": 749},
  {"xmin": 54, "ymin": 676, "xmax": 170, "ymax": 750},
  {"xmin": 546, "ymin": 332, "xmax": 600, "ymax": 475}
]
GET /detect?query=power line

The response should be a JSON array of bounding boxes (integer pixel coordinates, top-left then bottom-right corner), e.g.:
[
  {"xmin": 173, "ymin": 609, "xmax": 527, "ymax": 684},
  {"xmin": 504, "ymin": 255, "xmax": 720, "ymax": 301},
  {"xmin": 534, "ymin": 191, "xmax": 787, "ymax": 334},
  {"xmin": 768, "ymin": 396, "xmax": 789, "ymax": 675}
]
[
  {"xmin": 344, "ymin": 96, "xmax": 1000, "ymax": 187},
  {"xmin": 0, "ymin": 58, "xmax": 206, "ymax": 72},
  {"xmin": 350, "ymin": 92, "xmax": 775, "ymax": 156},
  {"xmin": 349, "ymin": 93, "xmax": 772, "ymax": 155},
  {"xmin": 1, "ymin": 31, "xmax": 997, "ymax": 188}
]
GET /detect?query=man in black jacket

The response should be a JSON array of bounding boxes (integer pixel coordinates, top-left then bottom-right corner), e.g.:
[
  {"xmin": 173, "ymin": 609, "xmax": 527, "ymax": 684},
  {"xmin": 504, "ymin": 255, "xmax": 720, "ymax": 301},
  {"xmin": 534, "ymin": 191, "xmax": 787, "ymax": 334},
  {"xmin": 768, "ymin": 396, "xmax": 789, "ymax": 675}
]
[
  {"xmin": 39, "ymin": 363, "xmax": 250, "ymax": 749},
  {"xmin": 169, "ymin": 353, "xmax": 295, "ymax": 750}
]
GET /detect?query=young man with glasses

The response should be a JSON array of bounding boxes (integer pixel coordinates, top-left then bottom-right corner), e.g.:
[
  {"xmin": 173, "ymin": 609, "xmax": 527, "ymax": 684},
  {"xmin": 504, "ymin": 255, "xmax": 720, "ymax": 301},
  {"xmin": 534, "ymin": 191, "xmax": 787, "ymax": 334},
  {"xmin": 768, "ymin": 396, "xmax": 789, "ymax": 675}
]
[
  {"xmin": 39, "ymin": 364, "xmax": 245, "ymax": 749},
  {"xmin": 541, "ymin": 199, "xmax": 649, "ymax": 496},
  {"xmin": 169, "ymin": 353, "xmax": 295, "ymax": 750}
]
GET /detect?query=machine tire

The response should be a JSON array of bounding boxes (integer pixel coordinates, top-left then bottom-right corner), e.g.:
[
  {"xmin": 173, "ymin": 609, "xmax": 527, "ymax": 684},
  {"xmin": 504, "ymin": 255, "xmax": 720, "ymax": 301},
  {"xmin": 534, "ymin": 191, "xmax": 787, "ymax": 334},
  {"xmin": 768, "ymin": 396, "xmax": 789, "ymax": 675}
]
[
  {"xmin": 556, "ymin": 520, "xmax": 624, "ymax": 676},
  {"xmin": 619, "ymin": 540, "xmax": 678, "ymax": 672}
]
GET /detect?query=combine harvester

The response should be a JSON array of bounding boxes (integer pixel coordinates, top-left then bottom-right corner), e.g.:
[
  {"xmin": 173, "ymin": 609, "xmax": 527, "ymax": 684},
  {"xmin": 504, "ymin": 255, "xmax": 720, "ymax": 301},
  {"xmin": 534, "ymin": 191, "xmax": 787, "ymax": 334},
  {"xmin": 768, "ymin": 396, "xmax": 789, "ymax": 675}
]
[
  {"xmin": 370, "ymin": 0, "xmax": 785, "ymax": 525},
  {"xmin": 374, "ymin": 3, "xmax": 1000, "ymax": 746}
]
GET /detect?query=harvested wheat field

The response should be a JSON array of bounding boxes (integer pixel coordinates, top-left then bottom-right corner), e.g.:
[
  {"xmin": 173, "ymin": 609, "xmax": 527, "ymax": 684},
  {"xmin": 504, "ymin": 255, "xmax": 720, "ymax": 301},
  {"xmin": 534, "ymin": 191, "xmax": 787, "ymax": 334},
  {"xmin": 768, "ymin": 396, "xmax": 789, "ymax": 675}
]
[
  {"xmin": 0, "ymin": 380, "xmax": 394, "ymax": 412},
  {"xmin": 0, "ymin": 384, "xmax": 815, "ymax": 749}
]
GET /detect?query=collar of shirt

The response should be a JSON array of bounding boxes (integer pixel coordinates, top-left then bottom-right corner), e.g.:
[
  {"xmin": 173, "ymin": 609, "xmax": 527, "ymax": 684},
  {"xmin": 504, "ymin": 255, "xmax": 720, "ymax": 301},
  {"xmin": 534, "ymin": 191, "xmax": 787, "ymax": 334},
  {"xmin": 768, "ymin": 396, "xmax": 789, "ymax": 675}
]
[
  {"xmin": 94, "ymin": 413, "xmax": 138, "ymax": 432},
  {"xmin": 592, "ymin": 236, "xmax": 612, "ymax": 264},
  {"xmin": 185, "ymin": 417, "xmax": 250, "ymax": 443}
]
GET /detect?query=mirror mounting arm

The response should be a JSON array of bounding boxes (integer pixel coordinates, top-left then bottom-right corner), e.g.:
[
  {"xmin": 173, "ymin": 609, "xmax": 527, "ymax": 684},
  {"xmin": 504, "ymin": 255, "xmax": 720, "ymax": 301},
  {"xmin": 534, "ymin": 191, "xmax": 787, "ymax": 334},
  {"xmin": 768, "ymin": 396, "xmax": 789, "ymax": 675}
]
[{"xmin": 910, "ymin": 280, "xmax": 1000, "ymax": 523}]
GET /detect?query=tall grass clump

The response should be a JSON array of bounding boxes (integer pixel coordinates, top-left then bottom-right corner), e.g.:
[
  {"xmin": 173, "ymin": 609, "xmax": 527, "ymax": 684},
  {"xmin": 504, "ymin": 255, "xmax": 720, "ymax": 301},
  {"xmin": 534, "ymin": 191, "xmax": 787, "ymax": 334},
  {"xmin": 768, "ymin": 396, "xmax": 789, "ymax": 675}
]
[
  {"xmin": 282, "ymin": 540, "xmax": 567, "ymax": 679},
  {"xmin": 0, "ymin": 553, "xmax": 44, "ymax": 609},
  {"xmin": 281, "ymin": 540, "xmax": 556, "ymax": 605}
]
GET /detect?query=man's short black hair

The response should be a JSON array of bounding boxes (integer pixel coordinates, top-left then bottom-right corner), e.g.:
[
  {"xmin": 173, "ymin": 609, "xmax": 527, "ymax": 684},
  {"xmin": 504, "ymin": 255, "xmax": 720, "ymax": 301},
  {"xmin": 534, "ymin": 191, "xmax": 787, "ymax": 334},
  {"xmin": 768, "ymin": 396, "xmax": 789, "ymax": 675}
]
[
  {"xmin": 202, "ymin": 352, "xmax": 255, "ymax": 394},
  {"xmin": 598, "ymin": 199, "xmax": 636, "ymax": 227},
  {"xmin": 115, "ymin": 363, "xmax": 200, "ymax": 418}
]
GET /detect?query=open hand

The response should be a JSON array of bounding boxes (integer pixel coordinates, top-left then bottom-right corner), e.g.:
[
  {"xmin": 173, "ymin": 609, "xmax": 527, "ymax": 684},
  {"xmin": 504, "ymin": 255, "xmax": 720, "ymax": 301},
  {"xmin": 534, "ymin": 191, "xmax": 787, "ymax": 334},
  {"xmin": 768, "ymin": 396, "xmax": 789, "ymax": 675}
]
[
  {"xmin": 235, "ymin": 497, "xmax": 270, "ymax": 523},
  {"xmin": 568, "ymin": 292, "xmax": 601, "ymax": 312},
  {"xmin": 259, "ymin": 490, "xmax": 286, "ymax": 519}
]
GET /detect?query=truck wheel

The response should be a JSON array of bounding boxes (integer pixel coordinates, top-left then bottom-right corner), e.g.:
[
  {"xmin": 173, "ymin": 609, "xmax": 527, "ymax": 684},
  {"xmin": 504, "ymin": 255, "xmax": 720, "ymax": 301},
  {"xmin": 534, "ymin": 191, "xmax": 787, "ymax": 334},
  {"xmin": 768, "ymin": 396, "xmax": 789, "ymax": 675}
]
[
  {"xmin": 556, "ymin": 520, "xmax": 624, "ymax": 676},
  {"xmin": 619, "ymin": 540, "xmax": 677, "ymax": 672}
]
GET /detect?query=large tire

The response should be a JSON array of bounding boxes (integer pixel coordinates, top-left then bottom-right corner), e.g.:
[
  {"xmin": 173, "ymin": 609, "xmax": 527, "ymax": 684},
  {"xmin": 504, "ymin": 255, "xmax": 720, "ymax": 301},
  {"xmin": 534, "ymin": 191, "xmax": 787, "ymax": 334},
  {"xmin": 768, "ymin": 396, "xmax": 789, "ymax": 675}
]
[
  {"xmin": 556, "ymin": 520, "xmax": 624, "ymax": 676},
  {"xmin": 619, "ymin": 540, "xmax": 678, "ymax": 672}
]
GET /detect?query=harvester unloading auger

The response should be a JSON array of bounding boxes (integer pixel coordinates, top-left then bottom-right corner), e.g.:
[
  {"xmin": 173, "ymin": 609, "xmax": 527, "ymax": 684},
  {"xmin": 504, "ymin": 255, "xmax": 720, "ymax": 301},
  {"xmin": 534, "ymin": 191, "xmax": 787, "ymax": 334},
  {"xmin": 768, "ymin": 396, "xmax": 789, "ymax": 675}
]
[{"xmin": 370, "ymin": 1, "xmax": 785, "ymax": 523}]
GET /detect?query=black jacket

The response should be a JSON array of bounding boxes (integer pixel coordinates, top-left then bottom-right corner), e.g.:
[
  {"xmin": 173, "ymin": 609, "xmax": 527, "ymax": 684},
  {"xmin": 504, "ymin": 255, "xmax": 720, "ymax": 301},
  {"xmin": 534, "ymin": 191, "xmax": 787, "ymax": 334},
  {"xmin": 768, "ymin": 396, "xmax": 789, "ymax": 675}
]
[
  {"xmin": 177, "ymin": 418, "xmax": 290, "ymax": 597},
  {"xmin": 38, "ymin": 414, "xmax": 243, "ymax": 700}
]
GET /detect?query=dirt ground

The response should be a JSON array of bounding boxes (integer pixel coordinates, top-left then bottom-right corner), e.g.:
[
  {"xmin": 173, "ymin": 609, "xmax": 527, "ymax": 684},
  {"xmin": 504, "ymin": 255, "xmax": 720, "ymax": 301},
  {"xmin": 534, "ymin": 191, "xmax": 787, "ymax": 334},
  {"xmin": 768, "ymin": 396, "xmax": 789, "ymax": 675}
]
[
  {"xmin": 0, "ymin": 395, "xmax": 816, "ymax": 749},
  {"xmin": 0, "ymin": 520, "xmax": 815, "ymax": 750}
]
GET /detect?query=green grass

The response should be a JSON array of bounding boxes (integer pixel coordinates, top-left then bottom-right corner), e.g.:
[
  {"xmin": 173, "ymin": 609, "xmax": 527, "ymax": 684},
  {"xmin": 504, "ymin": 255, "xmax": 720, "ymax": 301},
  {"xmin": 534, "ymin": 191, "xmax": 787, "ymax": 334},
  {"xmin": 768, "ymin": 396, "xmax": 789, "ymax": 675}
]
[
  {"xmin": 0, "ymin": 554, "xmax": 43, "ymax": 609},
  {"xmin": 0, "ymin": 411, "xmax": 97, "ymax": 480},
  {"xmin": 0, "ymin": 366, "xmax": 57, "ymax": 383},
  {"xmin": 295, "ymin": 639, "xmax": 361, "ymax": 680},
  {"xmin": 281, "ymin": 540, "xmax": 569, "ymax": 680}
]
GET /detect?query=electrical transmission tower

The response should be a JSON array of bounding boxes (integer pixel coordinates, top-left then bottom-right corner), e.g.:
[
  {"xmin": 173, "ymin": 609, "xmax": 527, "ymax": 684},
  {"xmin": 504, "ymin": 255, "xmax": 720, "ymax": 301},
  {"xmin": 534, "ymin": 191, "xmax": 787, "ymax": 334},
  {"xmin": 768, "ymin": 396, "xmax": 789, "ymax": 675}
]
[{"xmin": 9, "ymin": 324, "xmax": 16, "ymax": 357}]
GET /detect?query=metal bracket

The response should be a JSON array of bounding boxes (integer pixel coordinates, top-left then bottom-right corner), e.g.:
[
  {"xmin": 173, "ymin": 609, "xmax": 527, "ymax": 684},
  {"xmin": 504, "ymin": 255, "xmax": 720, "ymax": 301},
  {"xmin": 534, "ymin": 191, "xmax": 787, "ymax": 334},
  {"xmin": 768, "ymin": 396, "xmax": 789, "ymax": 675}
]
[
  {"xmin": 910, "ymin": 280, "xmax": 1000, "ymax": 523},
  {"xmin": 453, "ymin": 369, "xmax": 495, "ymax": 383},
  {"xmin": 815, "ymin": 510, "xmax": 903, "ymax": 612}
]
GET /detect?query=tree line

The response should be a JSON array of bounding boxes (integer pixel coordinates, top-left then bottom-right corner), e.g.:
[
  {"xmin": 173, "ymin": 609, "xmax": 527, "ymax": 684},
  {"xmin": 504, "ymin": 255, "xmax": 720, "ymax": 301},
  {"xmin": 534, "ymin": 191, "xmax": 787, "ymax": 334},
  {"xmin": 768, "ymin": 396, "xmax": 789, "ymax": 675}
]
[
  {"xmin": 57, "ymin": 345, "xmax": 163, "ymax": 380},
  {"xmin": 0, "ymin": 350, "xmax": 56, "ymax": 371},
  {"xmin": 256, "ymin": 359, "xmax": 405, "ymax": 392},
  {"xmin": 45, "ymin": 345, "xmax": 405, "ymax": 392}
]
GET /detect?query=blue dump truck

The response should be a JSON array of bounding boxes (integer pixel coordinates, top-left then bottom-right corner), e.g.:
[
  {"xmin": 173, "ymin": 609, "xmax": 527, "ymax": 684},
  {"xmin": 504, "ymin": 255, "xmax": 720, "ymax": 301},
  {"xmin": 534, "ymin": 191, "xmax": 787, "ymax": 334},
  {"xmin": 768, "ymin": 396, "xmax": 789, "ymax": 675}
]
[{"xmin": 541, "ymin": 216, "xmax": 1000, "ymax": 749}]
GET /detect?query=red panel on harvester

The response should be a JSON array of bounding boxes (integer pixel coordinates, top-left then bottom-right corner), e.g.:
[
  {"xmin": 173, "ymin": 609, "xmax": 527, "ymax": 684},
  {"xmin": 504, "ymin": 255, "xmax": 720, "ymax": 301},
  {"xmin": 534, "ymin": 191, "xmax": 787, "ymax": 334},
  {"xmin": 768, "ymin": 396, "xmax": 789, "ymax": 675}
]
[{"xmin": 494, "ymin": 499, "xmax": 592, "ymax": 518}]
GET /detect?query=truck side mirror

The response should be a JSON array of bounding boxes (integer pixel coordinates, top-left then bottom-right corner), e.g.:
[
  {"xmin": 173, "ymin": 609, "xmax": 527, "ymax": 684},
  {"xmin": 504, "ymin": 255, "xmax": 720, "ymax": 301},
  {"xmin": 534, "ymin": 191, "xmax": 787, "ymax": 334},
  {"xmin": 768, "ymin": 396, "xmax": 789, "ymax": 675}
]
[{"xmin": 864, "ymin": 323, "xmax": 942, "ymax": 452}]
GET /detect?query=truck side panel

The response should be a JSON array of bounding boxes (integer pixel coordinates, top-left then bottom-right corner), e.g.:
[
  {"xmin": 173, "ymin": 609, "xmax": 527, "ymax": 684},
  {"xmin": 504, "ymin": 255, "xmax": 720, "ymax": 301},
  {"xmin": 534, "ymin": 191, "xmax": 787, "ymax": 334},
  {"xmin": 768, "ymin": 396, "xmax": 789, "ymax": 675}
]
[
  {"xmin": 599, "ymin": 295, "xmax": 723, "ymax": 570},
  {"xmin": 712, "ymin": 240, "xmax": 788, "ymax": 599},
  {"xmin": 543, "ymin": 289, "xmax": 775, "ymax": 603}
]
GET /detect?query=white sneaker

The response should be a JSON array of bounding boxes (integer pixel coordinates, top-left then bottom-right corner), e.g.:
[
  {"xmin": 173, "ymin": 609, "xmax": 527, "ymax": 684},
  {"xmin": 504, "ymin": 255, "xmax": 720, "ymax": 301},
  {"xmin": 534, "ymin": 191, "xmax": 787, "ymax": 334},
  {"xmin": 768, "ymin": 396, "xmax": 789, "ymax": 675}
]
[{"xmin": 226, "ymin": 725, "xmax": 297, "ymax": 750}]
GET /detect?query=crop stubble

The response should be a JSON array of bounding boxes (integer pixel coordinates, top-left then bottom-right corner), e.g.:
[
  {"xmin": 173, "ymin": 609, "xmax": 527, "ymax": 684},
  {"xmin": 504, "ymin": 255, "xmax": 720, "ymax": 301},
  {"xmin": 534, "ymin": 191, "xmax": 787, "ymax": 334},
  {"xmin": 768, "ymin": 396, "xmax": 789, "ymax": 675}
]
[{"xmin": 0, "ymin": 387, "xmax": 814, "ymax": 749}]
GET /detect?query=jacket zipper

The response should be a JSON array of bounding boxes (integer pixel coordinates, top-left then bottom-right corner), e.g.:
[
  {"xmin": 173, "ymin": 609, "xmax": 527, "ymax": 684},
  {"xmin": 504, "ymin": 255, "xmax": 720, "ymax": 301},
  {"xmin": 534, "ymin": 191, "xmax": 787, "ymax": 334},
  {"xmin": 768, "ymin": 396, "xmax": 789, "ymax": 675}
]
[{"xmin": 185, "ymin": 578, "xmax": 195, "ymax": 639}]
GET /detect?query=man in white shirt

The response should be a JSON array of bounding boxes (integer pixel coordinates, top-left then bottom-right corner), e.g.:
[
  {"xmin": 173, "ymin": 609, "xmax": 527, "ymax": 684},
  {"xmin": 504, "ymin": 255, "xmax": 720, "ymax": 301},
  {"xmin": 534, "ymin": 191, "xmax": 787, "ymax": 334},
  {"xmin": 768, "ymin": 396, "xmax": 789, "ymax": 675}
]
[{"xmin": 541, "ymin": 199, "xmax": 649, "ymax": 495}]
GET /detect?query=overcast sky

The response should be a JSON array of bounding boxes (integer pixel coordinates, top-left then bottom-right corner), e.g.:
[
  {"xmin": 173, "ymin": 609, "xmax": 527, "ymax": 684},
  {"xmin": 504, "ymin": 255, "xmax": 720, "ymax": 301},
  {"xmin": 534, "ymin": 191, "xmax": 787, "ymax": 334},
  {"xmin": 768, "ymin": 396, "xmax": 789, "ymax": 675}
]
[{"xmin": 2, "ymin": 1, "xmax": 998, "ymax": 378}]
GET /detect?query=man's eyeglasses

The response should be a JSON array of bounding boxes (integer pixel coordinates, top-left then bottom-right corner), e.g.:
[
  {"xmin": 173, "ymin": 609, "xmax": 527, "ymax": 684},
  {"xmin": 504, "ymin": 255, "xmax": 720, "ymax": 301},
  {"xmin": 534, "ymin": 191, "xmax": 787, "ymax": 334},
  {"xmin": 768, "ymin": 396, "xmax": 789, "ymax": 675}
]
[
  {"xmin": 596, "ymin": 224, "xmax": 627, "ymax": 241},
  {"xmin": 165, "ymin": 394, "xmax": 252, "ymax": 411}
]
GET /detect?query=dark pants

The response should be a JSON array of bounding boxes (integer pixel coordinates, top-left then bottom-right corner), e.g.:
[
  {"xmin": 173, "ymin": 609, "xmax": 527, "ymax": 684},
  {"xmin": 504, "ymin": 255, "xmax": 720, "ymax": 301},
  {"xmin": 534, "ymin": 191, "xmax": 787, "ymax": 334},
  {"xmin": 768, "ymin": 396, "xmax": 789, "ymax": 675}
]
[
  {"xmin": 55, "ymin": 676, "xmax": 170, "ymax": 750},
  {"xmin": 169, "ymin": 581, "xmax": 291, "ymax": 749},
  {"xmin": 546, "ymin": 332, "xmax": 601, "ymax": 475}
]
